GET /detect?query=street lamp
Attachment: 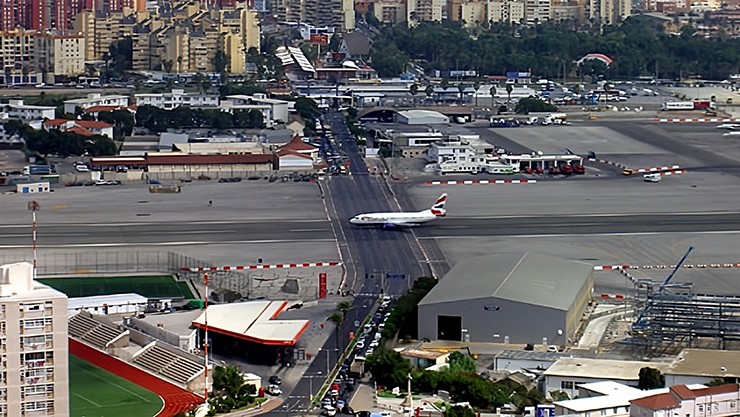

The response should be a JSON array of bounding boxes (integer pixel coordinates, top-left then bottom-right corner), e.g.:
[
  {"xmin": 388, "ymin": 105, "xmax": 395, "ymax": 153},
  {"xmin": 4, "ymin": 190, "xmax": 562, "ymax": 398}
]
[{"xmin": 306, "ymin": 371, "xmax": 323, "ymax": 402}]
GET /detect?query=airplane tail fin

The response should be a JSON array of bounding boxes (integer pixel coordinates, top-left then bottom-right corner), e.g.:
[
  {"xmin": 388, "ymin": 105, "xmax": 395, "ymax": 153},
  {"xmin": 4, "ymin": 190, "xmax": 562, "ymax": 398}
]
[{"xmin": 430, "ymin": 193, "xmax": 447, "ymax": 217}]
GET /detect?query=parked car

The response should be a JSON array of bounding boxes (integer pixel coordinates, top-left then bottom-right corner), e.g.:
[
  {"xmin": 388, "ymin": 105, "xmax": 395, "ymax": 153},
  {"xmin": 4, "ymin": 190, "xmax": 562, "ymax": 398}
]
[
  {"xmin": 266, "ymin": 384, "xmax": 282, "ymax": 395},
  {"xmin": 268, "ymin": 375, "xmax": 282, "ymax": 385}
]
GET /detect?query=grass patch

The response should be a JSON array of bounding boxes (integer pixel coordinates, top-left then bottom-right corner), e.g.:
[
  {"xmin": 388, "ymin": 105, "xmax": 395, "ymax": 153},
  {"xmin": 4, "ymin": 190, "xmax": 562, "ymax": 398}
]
[
  {"xmin": 38, "ymin": 275, "xmax": 194, "ymax": 298},
  {"xmin": 70, "ymin": 355, "xmax": 163, "ymax": 417}
]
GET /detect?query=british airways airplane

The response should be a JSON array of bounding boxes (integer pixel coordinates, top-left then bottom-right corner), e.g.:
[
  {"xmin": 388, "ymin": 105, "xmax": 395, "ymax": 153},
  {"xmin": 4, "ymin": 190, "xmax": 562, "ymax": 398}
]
[{"xmin": 349, "ymin": 194, "xmax": 447, "ymax": 228}]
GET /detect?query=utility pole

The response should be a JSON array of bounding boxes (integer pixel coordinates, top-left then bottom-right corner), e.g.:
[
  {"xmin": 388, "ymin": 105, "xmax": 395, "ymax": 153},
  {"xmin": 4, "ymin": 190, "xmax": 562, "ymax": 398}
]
[
  {"xmin": 28, "ymin": 200, "xmax": 39, "ymax": 278},
  {"xmin": 203, "ymin": 272, "xmax": 210, "ymax": 401}
]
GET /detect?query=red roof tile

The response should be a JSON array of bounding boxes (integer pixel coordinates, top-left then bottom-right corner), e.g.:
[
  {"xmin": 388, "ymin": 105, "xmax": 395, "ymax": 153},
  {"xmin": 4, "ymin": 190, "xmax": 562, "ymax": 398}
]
[
  {"xmin": 277, "ymin": 148, "xmax": 312, "ymax": 159},
  {"xmin": 280, "ymin": 135, "xmax": 317, "ymax": 152},
  {"xmin": 43, "ymin": 119, "xmax": 70, "ymax": 126},
  {"xmin": 145, "ymin": 154, "xmax": 278, "ymax": 167},
  {"xmin": 631, "ymin": 393, "xmax": 680, "ymax": 411},
  {"xmin": 670, "ymin": 385, "xmax": 697, "ymax": 400},
  {"xmin": 694, "ymin": 384, "xmax": 740, "ymax": 396},
  {"xmin": 67, "ymin": 126, "xmax": 94, "ymax": 137},
  {"xmin": 83, "ymin": 105, "xmax": 118, "ymax": 113},
  {"xmin": 75, "ymin": 120, "xmax": 114, "ymax": 129}
]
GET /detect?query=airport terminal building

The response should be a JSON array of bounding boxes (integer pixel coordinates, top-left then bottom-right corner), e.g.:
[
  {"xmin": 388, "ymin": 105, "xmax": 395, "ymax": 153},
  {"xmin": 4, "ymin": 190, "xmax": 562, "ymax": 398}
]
[{"xmin": 417, "ymin": 253, "xmax": 594, "ymax": 346}]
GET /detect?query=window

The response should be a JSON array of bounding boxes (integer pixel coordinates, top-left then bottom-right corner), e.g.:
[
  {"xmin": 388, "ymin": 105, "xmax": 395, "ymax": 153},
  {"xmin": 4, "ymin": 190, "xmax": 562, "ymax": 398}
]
[
  {"xmin": 561, "ymin": 380, "xmax": 574, "ymax": 390},
  {"xmin": 698, "ymin": 405, "xmax": 704, "ymax": 413},
  {"xmin": 731, "ymin": 401, "xmax": 736, "ymax": 409}
]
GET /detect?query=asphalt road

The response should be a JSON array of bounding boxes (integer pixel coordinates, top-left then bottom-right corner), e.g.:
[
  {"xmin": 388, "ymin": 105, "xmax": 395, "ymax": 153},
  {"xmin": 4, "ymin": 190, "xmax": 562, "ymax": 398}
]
[{"xmin": 7, "ymin": 213, "xmax": 740, "ymax": 248}]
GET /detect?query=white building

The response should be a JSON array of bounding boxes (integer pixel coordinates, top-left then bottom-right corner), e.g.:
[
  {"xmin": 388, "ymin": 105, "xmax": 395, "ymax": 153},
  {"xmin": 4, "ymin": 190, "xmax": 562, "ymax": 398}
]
[
  {"xmin": 16, "ymin": 182, "xmax": 51, "ymax": 193},
  {"xmin": 544, "ymin": 357, "xmax": 666, "ymax": 400},
  {"xmin": 68, "ymin": 294, "xmax": 149, "ymax": 316},
  {"xmin": 0, "ymin": 261, "xmax": 70, "ymax": 416},
  {"xmin": 220, "ymin": 94, "xmax": 290, "ymax": 127},
  {"xmin": 395, "ymin": 109, "xmax": 449, "ymax": 125},
  {"xmin": 1, "ymin": 99, "xmax": 56, "ymax": 121},
  {"xmin": 42, "ymin": 119, "xmax": 114, "ymax": 139},
  {"xmin": 427, "ymin": 138, "xmax": 477, "ymax": 164},
  {"xmin": 134, "ymin": 89, "xmax": 219, "ymax": 110},
  {"xmin": 664, "ymin": 349, "xmax": 740, "ymax": 386},
  {"xmin": 525, "ymin": 0, "xmax": 551, "ymax": 24},
  {"xmin": 63, "ymin": 93, "xmax": 130, "ymax": 115},
  {"xmin": 630, "ymin": 384, "xmax": 740, "ymax": 417},
  {"xmin": 35, "ymin": 34, "xmax": 85, "ymax": 77}
]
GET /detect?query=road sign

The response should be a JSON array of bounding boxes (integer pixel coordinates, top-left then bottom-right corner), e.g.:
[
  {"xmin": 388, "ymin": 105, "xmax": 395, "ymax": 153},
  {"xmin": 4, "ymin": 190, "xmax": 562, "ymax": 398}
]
[{"xmin": 354, "ymin": 320, "xmax": 360, "ymax": 327}]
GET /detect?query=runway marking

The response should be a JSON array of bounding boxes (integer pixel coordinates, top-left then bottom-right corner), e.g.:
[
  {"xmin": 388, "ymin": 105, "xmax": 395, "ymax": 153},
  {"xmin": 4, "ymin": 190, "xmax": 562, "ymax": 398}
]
[
  {"xmin": 0, "ymin": 238, "xmax": 337, "ymax": 249},
  {"xmin": 418, "ymin": 230, "xmax": 740, "ymax": 239},
  {"xmin": 0, "ymin": 219, "xmax": 331, "ymax": 228},
  {"xmin": 51, "ymin": 204, "xmax": 69, "ymax": 209}
]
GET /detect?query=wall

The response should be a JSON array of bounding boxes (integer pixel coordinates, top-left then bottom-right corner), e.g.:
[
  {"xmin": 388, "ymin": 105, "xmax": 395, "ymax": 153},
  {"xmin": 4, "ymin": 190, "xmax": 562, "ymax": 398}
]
[
  {"xmin": 126, "ymin": 317, "xmax": 196, "ymax": 353},
  {"xmin": 418, "ymin": 297, "xmax": 567, "ymax": 345}
]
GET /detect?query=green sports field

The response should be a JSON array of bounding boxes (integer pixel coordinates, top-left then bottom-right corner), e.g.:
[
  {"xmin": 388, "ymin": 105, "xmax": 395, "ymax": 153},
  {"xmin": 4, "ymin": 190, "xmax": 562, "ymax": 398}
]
[
  {"xmin": 69, "ymin": 355, "xmax": 163, "ymax": 417},
  {"xmin": 38, "ymin": 275, "xmax": 194, "ymax": 298}
]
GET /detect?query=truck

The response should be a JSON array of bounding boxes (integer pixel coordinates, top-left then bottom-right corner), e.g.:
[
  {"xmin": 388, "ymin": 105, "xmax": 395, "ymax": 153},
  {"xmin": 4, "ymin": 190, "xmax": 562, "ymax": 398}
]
[
  {"xmin": 22, "ymin": 165, "xmax": 53, "ymax": 176},
  {"xmin": 661, "ymin": 101, "xmax": 716, "ymax": 111}
]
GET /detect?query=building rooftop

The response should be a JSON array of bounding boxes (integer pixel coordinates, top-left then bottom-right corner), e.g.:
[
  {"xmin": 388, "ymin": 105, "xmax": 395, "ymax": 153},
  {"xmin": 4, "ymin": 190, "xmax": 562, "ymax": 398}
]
[
  {"xmin": 418, "ymin": 253, "xmax": 593, "ymax": 311},
  {"xmin": 0, "ymin": 262, "xmax": 67, "ymax": 302},
  {"xmin": 191, "ymin": 300, "xmax": 309, "ymax": 346},
  {"xmin": 68, "ymin": 293, "xmax": 148, "ymax": 315},
  {"xmin": 579, "ymin": 381, "xmax": 644, "ymax": 396},
  {"xmin": 544, "ymin": 357, "xmax": 665, "ymax": 380},
  {"xmin": 400, "ymin": 349, "xmax": 449, "ymax": 360},
  {"xmin": 667, "ymin": 349, "xmax": 740, "ymax": 379}
]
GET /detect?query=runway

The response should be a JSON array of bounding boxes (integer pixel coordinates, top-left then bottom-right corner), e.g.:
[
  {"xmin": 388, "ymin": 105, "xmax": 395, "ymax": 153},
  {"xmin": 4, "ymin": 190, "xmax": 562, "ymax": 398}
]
[{"xmin": 5, "ymin": 212, "xmax": 740, "ymax": 248}]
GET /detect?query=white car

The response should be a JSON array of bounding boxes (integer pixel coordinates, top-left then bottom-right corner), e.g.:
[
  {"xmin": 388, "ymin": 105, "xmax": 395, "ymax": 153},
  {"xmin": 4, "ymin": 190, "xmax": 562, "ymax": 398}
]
[
  {"xmin": 355, "ymin": 340, "xmax": 365, "ymax": 350},
  {"xmin": 75, "ymin": 165, "xmax": 90, "ymax": 172},
  {"xmin": 643, "ymin": 173, "xmax": 661, "ymax": 183},
  {"xmin": 266, "ymin": 384, "xmax": 282, "ymax": 395},
  {"xmin": 382, "ymin": 296, "xmax": 391, "ymax": 303},
  {"xmin": 366, "ymin": 347, "xmax": 374, "ymax": 356},
  {"xmin": 322, "ymin": 405, "xmax": 337, "ymax": 416},
  {"xmin": 369, "ymin": 340, "xmax": 380, "ymax": 348},
  {"xmin": 378, "ymin": 323, "xmax": 385, "ymax": 330}
]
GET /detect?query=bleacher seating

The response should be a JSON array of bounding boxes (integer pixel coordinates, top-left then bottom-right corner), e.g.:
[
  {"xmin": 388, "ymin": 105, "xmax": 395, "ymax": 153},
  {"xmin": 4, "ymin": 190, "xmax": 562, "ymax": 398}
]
[
  {"xmin": 133, "ymin": 344, "xmax": 204, "ymax": 385},
  {"xmin": 68, "ymin": 312, "xmax": 124, "ymax": 349}
]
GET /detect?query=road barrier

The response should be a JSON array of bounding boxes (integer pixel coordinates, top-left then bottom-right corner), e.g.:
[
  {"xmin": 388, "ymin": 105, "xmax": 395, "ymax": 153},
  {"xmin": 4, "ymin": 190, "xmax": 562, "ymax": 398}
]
[
  {"xmin": 425, "ymin": 179, "xmax": 537, "ymax": 186},
  {"xmin": 593, "ymin": 263, "xmax": 740, "ymax": 271},
  {"xmin": 182, "ymin": 262, "xmax": 342, "ymax": 272},
  {"xmin": 657, "ymin": 118, "xmax": 738, "ymax": 123}
]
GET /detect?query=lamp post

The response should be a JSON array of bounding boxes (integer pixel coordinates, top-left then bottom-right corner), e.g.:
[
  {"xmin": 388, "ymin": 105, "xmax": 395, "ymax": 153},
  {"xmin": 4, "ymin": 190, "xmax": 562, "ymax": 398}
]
[{"xmin": 306, "ymin": 371, "xmax": 323, "ymax": 402}]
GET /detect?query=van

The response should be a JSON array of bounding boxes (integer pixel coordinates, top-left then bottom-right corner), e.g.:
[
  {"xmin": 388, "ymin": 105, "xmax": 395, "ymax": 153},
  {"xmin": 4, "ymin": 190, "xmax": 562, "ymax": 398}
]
[{"xmin": 643, "ymin": 173, "xmax": 661, "ymax": 183}]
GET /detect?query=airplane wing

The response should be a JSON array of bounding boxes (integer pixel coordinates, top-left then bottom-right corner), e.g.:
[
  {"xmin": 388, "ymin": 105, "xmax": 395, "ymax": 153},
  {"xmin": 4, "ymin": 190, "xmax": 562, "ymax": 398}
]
[{"xmin": 383, "ymin": 221, "xmax": 420, "ymax": 229}]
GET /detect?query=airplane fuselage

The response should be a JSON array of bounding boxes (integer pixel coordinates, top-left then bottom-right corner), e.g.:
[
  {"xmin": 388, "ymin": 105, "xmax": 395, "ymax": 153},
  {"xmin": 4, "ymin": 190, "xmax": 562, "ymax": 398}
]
[{"xmin": 349, "ymin": 209, "xmax": 438, "ymax": 226}]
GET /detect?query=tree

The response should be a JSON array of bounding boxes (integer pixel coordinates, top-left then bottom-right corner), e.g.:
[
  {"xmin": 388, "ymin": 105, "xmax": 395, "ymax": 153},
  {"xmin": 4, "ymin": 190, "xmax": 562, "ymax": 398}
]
[
  {"xmin": 337, "ymin": 300, "xmax": 353, "ymax": 315},
  {"xmin": 213, "ymin": 365, "xmax": 245, "ymax": 397},
  {"xmin": 505, "ymin": 83, "xmax": 513, "ymax": 109},
  {"xmin": 447, "ymin": 351, "xmax": 476, "ymax": 374},
  {"xmin": 446, "ymin": 405, "xmax": 475, "ymax": 417},
  {"xmin": 162, "ymin": 59, "xmax": 174, "ymax": 74},
  {"xmin": 294, "ymin": 97, "xmax": 320, "ymax": 120},
  {"xmin": 327, "ymin": 311, "xmax": 345, "ymax": 352},
  {"xmin": 638, "ymin": 367, "xmax": 665, "ymax": 390},
  {"xmin": 489, "ymin": 86, "xmax": 497, "ymax": 106},
  {"xmin": 409, "ymin": 84, "xmax": 419, "ymax": 105},
  {"xmin": 515, "ymin": 97, "xmax": 558, "ymax": 114},
  {"xmin": 214, "ymin": 50, "xmax": 229, "ymax": 76},
  {"xmin": 365, "ymin": 348, "xmax": 412, "ymax": 388}
]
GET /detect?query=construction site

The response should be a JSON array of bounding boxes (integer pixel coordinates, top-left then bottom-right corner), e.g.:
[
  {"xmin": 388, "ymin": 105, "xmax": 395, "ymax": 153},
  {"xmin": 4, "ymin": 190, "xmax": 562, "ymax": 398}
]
[{"xmin": 599, "ymin": 247, "xmax": 740, "ymax": 355}]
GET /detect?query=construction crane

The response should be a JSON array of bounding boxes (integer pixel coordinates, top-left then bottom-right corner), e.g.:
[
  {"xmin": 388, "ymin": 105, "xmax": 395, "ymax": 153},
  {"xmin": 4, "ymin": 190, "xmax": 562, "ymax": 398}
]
[{"xmin": 659, "ymin": 246, "xmax": 694, "ymax": 293}]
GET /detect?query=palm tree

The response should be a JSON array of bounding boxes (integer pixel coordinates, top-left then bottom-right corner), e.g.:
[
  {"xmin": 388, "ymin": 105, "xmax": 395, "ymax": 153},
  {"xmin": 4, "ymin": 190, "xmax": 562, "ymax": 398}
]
[
  {"xmin": 337, "ymin": 301, "xmax": 352, "ymax": 315},
  {"xmin": 505, "ymin": 83, "xmax": 513, "ymax": 110},
  {"xmin": 489, "ymin": 86, "xmax": 497, "ymax": 107},
  {"xmin": 327, "ymin": 311, "xmax": 345, "ymax": 353}
]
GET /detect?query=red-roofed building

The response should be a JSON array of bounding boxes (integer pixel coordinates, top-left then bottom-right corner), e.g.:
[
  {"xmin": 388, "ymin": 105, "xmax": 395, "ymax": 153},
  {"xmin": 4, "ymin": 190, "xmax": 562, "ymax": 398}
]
[
  {"xmin": 276, "ymin": 148, "xmax": 314, "ymax": 170},
  {"xmin": 631, "ymin": 384, "xmax": 740, "ymax": 417},
  {"xmin": 81, "ymin": 105, "xmax": 135, "ymax": 119},
  {"xmin": 42, "ymin": 118, "xmax": 114, "ymax": 138},
  {"xmin": 280, "ymin": 135, "xmax": 318, "ymax": 158}
]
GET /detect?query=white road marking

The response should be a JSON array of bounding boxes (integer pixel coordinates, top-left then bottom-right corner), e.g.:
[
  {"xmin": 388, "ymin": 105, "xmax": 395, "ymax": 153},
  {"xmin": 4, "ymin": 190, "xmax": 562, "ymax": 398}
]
[
  {"xmin": 420, "ymin": 230, "xmax": 740, "ymax": 239},
  {"xmin": 0, "ymin": 238, "xmax": 337, "ymax": 249}
]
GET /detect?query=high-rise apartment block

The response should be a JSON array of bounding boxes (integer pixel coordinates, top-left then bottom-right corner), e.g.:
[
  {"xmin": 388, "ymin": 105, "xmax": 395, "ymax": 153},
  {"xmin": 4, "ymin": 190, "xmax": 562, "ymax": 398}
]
[
  {"xmin": 586, "ymin": 0, "xmax": 630, "ymax": 25},
  {"xmin": 407, "ymin": 0, "xmax": 443, "ymax": 25},
  {"xmin": 272, "ymin": 0, "xmax": 355, "ymax": 30},
  {"xmin": 0, "ymin": 30, "xmax": 84, "ymax": 84},
  {"xmin": 0, "ymin": 261, "xmax": 69, "ymax": 417}
]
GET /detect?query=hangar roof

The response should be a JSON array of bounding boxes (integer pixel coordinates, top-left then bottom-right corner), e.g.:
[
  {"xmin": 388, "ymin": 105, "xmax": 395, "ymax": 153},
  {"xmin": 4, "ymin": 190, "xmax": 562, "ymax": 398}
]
[{"xmin": 418, "ymin": 252, "xmax": 593, "ymax": 311}]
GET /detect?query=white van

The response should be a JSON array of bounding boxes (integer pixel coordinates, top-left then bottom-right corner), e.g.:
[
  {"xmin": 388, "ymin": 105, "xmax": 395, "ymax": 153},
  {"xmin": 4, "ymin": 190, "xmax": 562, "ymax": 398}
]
[{"xmin": 643, "ymin": 173, "xmax": 661, "ymax": 183}]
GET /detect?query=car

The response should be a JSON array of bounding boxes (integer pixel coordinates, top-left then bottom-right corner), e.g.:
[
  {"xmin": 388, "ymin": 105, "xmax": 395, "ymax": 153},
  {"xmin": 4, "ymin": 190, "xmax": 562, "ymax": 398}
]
[
  {"xmin": 268, "ymin": 375, "xmax": 282, "ymax": 385},
  {"xmin": 561, "ymin": 164, "xmax": 574, "ymax": 175},
  {"xmin": 547, "ymin": 345, "xmax": 559, "ymax": 353},
  {"xmin": 573, "ymin": 164, "xmax": 585, "ymax": 174},
  {"xmin": 365, "ymin": 347, "xmax": 374, "ymax": 356},
  {"xmin": 336, "ymin": 400, "xmax": 346, "ymax": 409},
  {"xmin": 363, "ymin": 323, "xmax": 373, "ymax": 333},
  {"xmin": 643, "ymin": 173, "xmax": 661, "ymax": 183},
  {"xmin": 75, "ymin": 165, "xmax": 90, "ymax": 172},
  {"xmin": 369, "ymin": 340, "xmax": 379, "ymax": 348},
  {"xmin": 382, "ymin": 296, "xmax": 391, "ymax": 303},
  {"xmin": 322, "ymin": 405, "xmax": 337, "ymax": 416},
  {"xmin": 378, "ymin": 323, "xmax": 385, "ymax": 330},
  {"xmin": 548, "ymin": 166, "xmax": 560, "ymax": 175},
  {"xmin": 373, "ymin": 313, "xmax": 382, "ymax": 321},
  {"xmin": 266, "ymin": 384, "xmax": 282, "ymax": 395},
  {"xmin": 380, "ymin": 301, "xmax": 390, "ymax": 309},
  {"xmin": 355, "ymin": 339, "xmax": 365, "ymax": 350}
]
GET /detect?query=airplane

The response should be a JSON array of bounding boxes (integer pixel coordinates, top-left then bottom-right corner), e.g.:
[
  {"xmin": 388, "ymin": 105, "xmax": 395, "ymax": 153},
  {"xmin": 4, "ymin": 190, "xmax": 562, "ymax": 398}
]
[
  {"xmin": 349, "ymin": 194, "xmax": 447, "ymax": 228},
  {"xmin": 717, "ymin": 124, "xmax": 740, "ymax": 130}
]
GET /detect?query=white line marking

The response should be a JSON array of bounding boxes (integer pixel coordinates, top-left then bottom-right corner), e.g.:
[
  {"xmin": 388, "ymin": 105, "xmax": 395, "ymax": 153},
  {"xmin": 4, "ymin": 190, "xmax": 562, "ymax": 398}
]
[
  {"xmin": 419, "ymin": 230, "xmax": 740, "ymax": 239},
  {"xmin": 0, "ymin": 238, "xmax": 337, "ymax": 249},
  {"xmin": 73, "ymin": 392, "xmax": 102, "ymax": 407},
  {"xmin": 80, "ymin": 365, "xmax": 152, "ymax": 402}
]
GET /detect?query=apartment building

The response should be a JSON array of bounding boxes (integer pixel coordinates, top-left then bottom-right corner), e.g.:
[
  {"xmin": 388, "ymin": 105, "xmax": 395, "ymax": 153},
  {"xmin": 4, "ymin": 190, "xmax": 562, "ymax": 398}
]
[
  {"xmin": 134, "ymin": 89, "xmax": 219, "ymax": 109},
  {"xmin": 487, "ymin": 0, "xmax": 526, "ymax": 24},
  {"xmin": 461, "ymin": 0, "xmax": 487, "ymax": 26},
  {"xmin": 63, "ymin": 93, "xmax": 130, "ymax": 114},
  {"xmin": 0, "ymin": 30, "xmax": 38, "ymax": 83},
  {"xmin": 0, "ymin": 261, "xmax": 69, "ymax": 417},
  {"xmin": 0, "ymin": 99, "xmax": 56, "ymax": 121},
  {"xmin": 524, "ymin": 0, "xmax": 551, "ymax": 24},
  {"xmin": 131, "ymin": 2, "xmax": 260, "ymax": 73},
  {"xmin": 407, "ymin": 0, "xmax": 443, "ymax": 25},
  {"xmin": 73, "ymin": 9, "xmax": 137, "ymax": 62},
  {"xmin": 373, "ymin": 0, "xmax": 406, "ymax": 24},
  {"xmin": 586, "ymin": 0, "xmax": 630, "ymax": 25},
  {"xmin": 34, "ymin": 33, "xmax": 85, "ymax": 77}
]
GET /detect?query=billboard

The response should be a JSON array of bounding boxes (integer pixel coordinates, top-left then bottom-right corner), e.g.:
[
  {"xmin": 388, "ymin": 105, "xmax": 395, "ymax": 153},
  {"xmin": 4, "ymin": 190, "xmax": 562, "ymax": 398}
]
[
  {"xmin": 310, "ymin": 33, "xmax": 329, "ymax": 45},
  {"xmin": 319, "ymin": 272, "xmax": 328, "ymax": 299}
]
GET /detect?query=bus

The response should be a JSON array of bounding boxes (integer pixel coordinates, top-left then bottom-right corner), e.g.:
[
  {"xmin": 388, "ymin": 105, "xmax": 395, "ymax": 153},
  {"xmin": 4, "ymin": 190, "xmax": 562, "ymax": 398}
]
[{"xmin": 23, "ymin": 165, "xmax": 52, "ymax": 176}]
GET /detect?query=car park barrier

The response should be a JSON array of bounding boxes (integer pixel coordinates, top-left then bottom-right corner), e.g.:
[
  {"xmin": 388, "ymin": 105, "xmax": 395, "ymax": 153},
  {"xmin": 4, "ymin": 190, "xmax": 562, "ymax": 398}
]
[
  {"xmin": 181, "ymin": 261, "xmax": 342, "ymax": 272},
  {"xmin": 657, "ymin": 169, "xmax": 688, "ymax": 176},
  {"xmin": 593, "ymin": 263, "xmax": 740, "ymax": 271},
  {"xmin": 656, "ymin": 118, "xmax": 738, "ymax": 123},
  {"xmin": 425, "ymin": 179, "xmax": 537, "ymax": 186},
  {"xmin": 622, "ymin": 165, "xmax": 681, "ymax": 175}
]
